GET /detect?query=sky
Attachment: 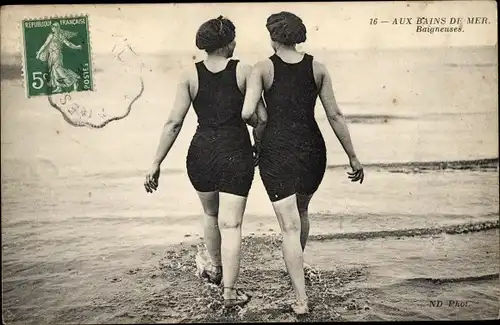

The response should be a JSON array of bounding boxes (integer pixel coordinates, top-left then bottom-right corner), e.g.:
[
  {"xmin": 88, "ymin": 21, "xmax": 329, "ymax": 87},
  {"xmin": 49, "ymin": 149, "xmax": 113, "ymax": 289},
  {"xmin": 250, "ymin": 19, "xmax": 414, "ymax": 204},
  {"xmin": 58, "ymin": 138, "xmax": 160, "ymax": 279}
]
[{"xmin": 0, "ymin": 1, "xmax": 497, "ymax": 55}]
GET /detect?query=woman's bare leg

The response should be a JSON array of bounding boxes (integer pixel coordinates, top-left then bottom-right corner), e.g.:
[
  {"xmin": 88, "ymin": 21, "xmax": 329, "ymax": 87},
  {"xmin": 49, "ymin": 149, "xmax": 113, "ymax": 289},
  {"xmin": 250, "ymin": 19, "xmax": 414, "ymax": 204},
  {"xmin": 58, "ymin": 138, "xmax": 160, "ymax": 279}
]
[
  {"xmin": 272, "ymin": 194, "xmax": 308, "ymax": 313},
  {"xmin": 196, "ymin": 191, "xmax": 221, "ymax": 268},
  {"xmin": 218, "ymin": 192, "xmax": 248, "ymax": 301}
]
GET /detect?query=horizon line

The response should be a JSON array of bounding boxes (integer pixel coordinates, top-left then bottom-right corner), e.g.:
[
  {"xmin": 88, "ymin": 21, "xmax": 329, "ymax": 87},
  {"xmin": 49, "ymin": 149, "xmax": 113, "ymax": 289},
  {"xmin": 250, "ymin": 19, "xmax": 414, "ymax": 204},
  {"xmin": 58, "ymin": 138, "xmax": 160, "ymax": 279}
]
[{"xmin": 1, "ymin": 44, "xmax": 497, "ymax": 57}]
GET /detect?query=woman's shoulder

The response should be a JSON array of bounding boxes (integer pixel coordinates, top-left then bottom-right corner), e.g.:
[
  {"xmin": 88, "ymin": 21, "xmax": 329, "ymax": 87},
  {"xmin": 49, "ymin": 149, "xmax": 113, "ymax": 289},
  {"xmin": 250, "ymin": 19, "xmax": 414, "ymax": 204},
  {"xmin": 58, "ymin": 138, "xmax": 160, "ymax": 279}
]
[
  {"xmin": 308, "ymin": 56, "xmax": 331, "ymax": 89},
  {"xmin": 233, "ymin": 59, "xmax": 273, "ymax": 78},
  {"xmin": 253, "ymin": 58, "xmax": 274, "ymax": 74},
  {"xmin": 180, "ymin": 63, "xmax": 199, "ymax": 86},
  {"xmin": 310, "ymin": 56, "xmax": 327, "ymax": 76},
  {"xmin": 302, "ymin": 52, "xmax": 323, "ymax": 68},
  {"xmin": 234, "ymin": 60, "xmax": 251, "ymax": 73}
]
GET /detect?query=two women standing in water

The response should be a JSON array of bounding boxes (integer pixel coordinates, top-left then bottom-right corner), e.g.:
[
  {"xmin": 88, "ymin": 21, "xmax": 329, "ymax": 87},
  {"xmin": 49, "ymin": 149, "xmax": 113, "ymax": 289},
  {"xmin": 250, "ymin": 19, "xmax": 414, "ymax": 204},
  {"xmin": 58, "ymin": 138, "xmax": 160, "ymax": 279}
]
[{"xmin": 144, "ymin": 12, "xmax": 364, "ymax": 315}]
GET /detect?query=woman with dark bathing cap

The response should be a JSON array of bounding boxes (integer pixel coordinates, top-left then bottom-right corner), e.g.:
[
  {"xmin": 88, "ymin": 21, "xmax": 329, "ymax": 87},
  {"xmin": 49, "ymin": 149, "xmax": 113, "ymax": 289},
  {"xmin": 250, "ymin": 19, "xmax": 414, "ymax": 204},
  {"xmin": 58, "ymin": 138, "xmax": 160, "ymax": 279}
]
[
  {"xmin": 242, "ymin": 11, "xmax": 364, "ymax": 314},
  {"xmin": 145, "ymin": 16, "xmax": 266, "ymax": 308}
]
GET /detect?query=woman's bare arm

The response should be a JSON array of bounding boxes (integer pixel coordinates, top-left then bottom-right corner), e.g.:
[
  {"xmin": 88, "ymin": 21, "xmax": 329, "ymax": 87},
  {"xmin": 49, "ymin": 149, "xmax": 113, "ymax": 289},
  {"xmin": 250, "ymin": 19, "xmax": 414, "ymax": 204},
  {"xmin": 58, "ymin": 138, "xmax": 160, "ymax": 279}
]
[
  {"xmin": 241, "ymin": 63, "xmax": 268, "ymax": 142},
  {"xmin": 242, "ymin": 63, "xmax": 266, "ymax": 122},
  {"xmin": 317, "ymin": 62, "xmax": 364, "ymax": 183},
  {"xmin": 151, "ymin": 72, "xmax": 192, "ymax": 167},
  {"xmin": 245, "ymin": 97, "xmax": 267, "ymax": 128},
  {"xmin": 239, "ymin": 64, "xmax": 258, "ymax": 127},
  {"xmin": 317, "ymin": 62, "xmax": 358, "ymax": 160},
  {"xmin": 243, "ymin": 63, "xmax": 268, "ymax": 140}
]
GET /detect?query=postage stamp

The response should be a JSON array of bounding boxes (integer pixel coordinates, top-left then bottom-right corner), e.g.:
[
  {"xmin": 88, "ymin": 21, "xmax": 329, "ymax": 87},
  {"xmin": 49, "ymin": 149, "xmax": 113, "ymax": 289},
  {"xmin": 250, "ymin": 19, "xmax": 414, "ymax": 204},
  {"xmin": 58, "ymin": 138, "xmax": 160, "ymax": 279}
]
[{"xmin": 21, "ymin": 15, "xmax": 93, "ymax": 98}]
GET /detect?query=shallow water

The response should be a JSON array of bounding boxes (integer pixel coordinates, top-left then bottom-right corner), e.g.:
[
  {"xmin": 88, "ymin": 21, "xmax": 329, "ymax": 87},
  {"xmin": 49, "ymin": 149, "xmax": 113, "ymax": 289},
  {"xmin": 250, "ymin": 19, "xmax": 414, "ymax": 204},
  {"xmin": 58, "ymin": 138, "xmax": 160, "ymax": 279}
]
[{"xmin": 1, "ymin": 168, "xmax": 498, "ymax": 250}]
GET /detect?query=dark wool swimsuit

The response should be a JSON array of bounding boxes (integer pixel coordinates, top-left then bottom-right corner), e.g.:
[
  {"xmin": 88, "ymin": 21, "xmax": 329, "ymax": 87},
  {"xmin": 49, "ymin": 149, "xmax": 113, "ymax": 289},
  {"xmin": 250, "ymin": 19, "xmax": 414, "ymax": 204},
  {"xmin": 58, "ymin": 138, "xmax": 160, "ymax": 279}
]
[
  {"xmin": 186, "ymin": 59, "xmax": 254, "ymax": 196},
  {"xmin": 259, "ymin": 53, "xmax": 327, "ymax": 202}
]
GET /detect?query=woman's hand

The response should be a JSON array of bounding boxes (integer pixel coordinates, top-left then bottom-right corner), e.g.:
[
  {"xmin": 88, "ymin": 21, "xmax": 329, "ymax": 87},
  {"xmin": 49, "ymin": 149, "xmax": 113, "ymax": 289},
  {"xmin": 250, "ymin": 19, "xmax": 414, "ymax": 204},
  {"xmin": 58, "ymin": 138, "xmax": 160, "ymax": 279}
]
[
  {"xmin": 347, "ymin": 157, "xmax": 364, "ymax": 184},
  {"xmin": 144, "ymin": 163, "xmax": 161, "ymax": 193}
]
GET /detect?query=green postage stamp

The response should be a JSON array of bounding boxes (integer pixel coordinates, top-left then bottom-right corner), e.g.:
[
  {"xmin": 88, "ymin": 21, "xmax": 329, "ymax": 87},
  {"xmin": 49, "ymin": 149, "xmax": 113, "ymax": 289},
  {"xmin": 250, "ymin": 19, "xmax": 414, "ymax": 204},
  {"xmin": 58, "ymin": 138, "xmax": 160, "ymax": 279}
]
[{"xmin": 21, "ymin": 15, "xmax": 94, "ymax": 97}]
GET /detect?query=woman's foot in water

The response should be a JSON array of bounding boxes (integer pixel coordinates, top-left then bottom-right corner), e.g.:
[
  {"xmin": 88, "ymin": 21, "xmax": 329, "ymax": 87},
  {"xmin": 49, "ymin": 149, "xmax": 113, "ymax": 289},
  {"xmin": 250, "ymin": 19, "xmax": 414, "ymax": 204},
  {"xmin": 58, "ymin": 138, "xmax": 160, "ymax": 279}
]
[
  {"xmin": 303, "ymin": 263, "xmax": 320, "ymax": 282},
  {"xmin": 292, "ymin": 298, "xmax": 309, "ymax": 315},
  {"xmin": 202, "ymin": 264, "xmax": 222, "ymax": 286},
  {"xmin": 195, "ymin": 250, "xmax": 222, "ymax": 286},
  {"xmin": 223, "ymin": 287, "xmax": 251, "ymax": 308},
  {"xmin": 281, "ymin": 262, "xmax": 319, "ymax": 282}
]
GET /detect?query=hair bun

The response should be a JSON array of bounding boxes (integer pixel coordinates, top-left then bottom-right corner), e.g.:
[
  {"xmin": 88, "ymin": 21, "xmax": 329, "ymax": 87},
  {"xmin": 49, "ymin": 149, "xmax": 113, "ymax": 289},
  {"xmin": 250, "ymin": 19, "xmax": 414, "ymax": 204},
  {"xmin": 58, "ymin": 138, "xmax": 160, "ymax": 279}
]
[
  {"xmin": 196, "ymin": 16, "xmax": 236, "ymax": 52},
  {"xmin": 266, "ymin": 11, "xmax": 307, "ymax": 45}
]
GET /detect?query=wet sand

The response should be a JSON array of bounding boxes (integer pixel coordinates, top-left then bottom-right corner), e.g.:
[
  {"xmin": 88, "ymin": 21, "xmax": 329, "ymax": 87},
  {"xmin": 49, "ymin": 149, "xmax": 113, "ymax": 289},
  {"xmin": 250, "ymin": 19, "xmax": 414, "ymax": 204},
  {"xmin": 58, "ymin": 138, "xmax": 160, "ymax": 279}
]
[{"xmin": 2, "ymin": 223, "xmax": 498, "ymax": 323}]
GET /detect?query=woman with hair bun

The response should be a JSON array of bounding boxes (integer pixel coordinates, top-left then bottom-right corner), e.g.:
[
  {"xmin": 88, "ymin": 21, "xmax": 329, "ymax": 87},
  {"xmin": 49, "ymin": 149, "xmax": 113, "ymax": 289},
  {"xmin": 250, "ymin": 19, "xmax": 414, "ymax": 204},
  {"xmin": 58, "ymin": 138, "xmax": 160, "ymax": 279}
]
[
  {"xmin": 241, "ymin": 11, "xmax": 364, "ymax": 315},
  {"xmin": 145, "ymin": 16, "xmax": 266, "ymax": 308}
]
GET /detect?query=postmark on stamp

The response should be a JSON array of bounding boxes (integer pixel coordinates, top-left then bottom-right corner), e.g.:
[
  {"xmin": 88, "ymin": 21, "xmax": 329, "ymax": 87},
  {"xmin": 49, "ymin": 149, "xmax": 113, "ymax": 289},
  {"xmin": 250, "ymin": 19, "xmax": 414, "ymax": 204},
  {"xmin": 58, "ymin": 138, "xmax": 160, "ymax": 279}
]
[
  {"xmin": 22, "ymin": 15, "xmax": 93, "ymax": 97},
  {"xmin": 47, "ymin": 37, "xmax": 145, "ymax": 129}
]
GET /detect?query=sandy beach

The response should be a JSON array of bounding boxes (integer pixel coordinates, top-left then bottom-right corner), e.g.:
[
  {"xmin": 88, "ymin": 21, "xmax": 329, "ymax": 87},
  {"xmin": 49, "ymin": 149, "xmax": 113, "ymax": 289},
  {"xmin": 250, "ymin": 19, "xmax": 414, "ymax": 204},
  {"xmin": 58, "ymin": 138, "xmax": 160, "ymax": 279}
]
[{"xmin": 2, "ymin": 44, "xmax": 499, "ymax": 323}]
